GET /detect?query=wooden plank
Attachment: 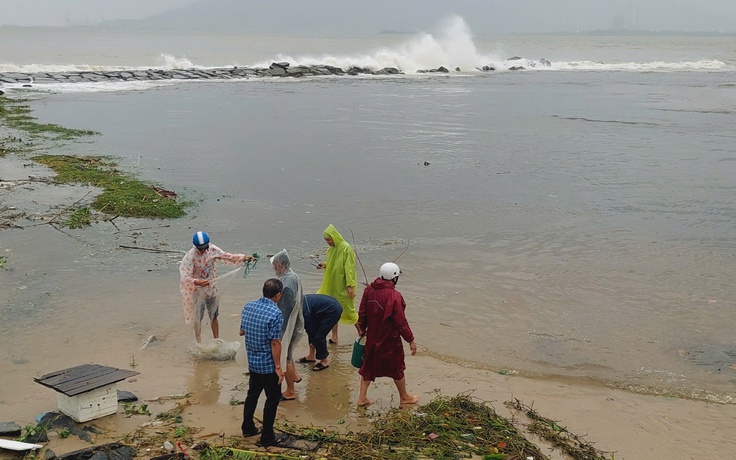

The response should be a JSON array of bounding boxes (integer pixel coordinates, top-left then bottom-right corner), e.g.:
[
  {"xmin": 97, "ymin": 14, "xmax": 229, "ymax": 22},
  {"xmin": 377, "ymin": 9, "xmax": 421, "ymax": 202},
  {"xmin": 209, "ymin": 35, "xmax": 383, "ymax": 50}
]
[
  {"xmin": 47, "ymin": 367, "xmax": 120, "ymax": 393},
  {"xmin": 55, "ymin": 370, "xmax": 139, "ymax": 396},
  {"xmin": 35, "ymin": 364, "xmax": 109, "ymax": 387},
  {"xmin": 35, "ymin": 364, "xmax": 139, "ymax": 396},
  {"xmin": 36, "ymin": 364, "xmax": 103, "ymax": 383},
  {"xmin": 36, "ymin": 365, "xmax": 115, "ymax": 389}
]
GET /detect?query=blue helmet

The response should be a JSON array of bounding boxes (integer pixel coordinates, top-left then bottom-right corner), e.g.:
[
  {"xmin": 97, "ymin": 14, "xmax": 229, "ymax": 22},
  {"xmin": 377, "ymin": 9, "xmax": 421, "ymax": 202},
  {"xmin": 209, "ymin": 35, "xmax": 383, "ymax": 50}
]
[{"xmin": 193, "ymin": 231, "xmax": 210, "ymax": 249}]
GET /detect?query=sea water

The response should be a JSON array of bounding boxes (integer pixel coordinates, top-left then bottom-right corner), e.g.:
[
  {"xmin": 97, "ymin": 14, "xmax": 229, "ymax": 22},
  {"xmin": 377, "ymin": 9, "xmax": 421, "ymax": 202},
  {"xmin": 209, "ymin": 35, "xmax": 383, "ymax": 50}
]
[{"xmin": 1, "ymin": 17, "xmax": 735, "ymax": 404}]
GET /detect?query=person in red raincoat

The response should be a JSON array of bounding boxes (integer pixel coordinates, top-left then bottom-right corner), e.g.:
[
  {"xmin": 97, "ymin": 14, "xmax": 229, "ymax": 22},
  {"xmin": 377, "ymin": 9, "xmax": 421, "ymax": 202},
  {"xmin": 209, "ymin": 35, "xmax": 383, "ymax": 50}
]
[{"xmin": 356, "ymin": 262, "xmax": 419, "ymax": 407}]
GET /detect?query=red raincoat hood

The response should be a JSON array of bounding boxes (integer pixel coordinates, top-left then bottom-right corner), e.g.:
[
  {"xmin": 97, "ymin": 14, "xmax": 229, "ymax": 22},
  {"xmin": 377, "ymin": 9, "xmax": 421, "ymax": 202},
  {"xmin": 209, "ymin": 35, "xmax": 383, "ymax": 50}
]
[{"xmin": 369, "ymin": 277, "xmax": 396, "ymax": 290}]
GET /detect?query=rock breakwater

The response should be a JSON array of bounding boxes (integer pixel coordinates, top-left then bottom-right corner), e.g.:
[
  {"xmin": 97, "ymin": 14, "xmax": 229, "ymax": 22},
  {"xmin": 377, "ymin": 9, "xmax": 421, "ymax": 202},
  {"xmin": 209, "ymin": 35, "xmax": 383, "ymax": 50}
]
[{"xmin": 0, "ymin": 62, "xmax": 405, "ymax": 87}]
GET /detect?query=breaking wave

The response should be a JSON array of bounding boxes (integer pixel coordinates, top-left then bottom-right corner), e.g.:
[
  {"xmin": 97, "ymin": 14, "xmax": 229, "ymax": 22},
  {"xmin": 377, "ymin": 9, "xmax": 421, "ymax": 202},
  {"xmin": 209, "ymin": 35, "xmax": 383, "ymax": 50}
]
[
  {"xmin": 0, "ymin": 15, "xmax": 732, "ymax": 90},
  {"xmin": 250, "ymin": 16, "xmax": 730, "ymax": 73}
]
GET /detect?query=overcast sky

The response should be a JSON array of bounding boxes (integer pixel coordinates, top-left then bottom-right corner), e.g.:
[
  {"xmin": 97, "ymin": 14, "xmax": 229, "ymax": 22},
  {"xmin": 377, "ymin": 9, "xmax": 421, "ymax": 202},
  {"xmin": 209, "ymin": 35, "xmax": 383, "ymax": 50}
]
[
  {"xmin": 0, "ymin": 0, "xmax": 735, "ymax": 32},
  {"xmin": 0, "ymin": 0, "xmax": 196, "ymax": 26}
]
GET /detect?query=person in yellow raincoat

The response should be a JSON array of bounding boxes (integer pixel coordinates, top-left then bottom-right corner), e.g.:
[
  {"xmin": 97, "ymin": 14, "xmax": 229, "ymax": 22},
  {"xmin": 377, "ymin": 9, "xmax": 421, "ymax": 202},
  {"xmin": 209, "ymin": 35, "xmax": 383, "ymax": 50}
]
[{"xmin": 316, "ymin": 224, "xmax": 358, "ymax": 344}]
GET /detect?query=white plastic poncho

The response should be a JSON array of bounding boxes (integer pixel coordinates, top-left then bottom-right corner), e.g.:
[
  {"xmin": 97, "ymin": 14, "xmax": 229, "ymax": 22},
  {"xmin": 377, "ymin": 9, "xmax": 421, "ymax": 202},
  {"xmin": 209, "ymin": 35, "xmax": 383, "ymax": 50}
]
[
  {"xmin": 272, "ymin": 249, "xmax": 305, "ymax": 365},
  {"xmin": 179, "ymin": 244, "xmax": 244, "ymax": 325}
]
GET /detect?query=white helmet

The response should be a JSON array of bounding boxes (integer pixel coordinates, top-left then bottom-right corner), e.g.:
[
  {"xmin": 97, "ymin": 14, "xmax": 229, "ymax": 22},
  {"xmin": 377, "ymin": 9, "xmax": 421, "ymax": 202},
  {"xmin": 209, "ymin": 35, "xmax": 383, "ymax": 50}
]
[{"xmin": 380, "ymin": 262, "xmax": 401, "ymax": 280}]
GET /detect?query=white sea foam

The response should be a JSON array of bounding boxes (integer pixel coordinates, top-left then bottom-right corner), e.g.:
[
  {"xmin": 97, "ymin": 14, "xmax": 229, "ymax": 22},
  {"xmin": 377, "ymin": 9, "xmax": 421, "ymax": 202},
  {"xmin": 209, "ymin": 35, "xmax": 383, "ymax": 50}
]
[
  {"xmin": 0, "ymin": 54, "xmax": 196, "ymax": 74},
  {"xmin": 0, "ymin": 15, "xmax": 732, "ymax": 96},
  {"xmin": 158, "ymin": 54, "xmax": 197, "ymax": 70},
  {"xmin": 250, "ymin": 16, "xmax": 731, "ymax": 73},
  {"xmin": 253, "ymin": 16, "xmax": 505, "ymax": 72},
  {"xmin": 23, "ymin": 80, "xmax": 176, "ymax": 94},
  {"xmin": 547, "ymin": 59, "xmax": 728, "ymax": 72}
]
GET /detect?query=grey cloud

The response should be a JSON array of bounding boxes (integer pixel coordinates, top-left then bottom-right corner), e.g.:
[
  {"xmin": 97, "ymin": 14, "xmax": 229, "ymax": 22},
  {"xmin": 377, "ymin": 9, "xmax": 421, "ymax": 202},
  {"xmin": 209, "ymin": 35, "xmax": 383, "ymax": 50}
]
[{"xmin": 1, "ymin": 0, "xmax": 735, "ymax": 33}]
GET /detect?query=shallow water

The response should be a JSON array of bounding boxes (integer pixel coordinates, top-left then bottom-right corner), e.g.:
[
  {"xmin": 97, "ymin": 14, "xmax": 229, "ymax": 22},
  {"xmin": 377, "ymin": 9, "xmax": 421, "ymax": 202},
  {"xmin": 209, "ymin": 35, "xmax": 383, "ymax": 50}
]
[{"xmin": 2, "ymin": 26, "xmax": 736, "ymax": 411}]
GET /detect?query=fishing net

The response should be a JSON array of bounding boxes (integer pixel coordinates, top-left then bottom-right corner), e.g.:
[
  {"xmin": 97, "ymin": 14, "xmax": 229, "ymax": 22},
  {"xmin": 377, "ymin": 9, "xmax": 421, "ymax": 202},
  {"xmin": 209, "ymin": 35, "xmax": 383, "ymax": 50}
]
[{"xmin": 187, "ymin": 339, "xmax": 241, "ymax": 361}]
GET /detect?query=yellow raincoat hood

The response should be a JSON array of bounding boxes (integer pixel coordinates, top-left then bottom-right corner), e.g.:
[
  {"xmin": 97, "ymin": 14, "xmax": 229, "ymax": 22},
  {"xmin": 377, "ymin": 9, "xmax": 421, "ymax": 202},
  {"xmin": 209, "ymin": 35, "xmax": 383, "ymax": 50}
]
[{"xmin": 317, "ymin": 224, "xmax": 358, "ymax": 324}]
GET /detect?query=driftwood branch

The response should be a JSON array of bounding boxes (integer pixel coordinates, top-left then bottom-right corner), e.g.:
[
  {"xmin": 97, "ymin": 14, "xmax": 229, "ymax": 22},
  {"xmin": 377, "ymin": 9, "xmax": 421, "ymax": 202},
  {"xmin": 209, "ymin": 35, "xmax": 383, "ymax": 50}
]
[
  {"xmin": 23, "ymin": 189, "xmax": 96, "ymax": 228},
  {"xmin": 107, "ymin": 215, "xmax": 120, "ymax": 231},
  {"xmin": 113, "ymin": 224, "xmax": 171, "ymax": 235},
  {"xmin": 118, "ymin": 245, "xmax": 184, "ymax": 254},
  {"xmin": 48, "ymin": 189, "xmax": 95, "ymax": 225},
  {"xmin": 48, "ymin": 222, "xmax": 77, "ymax": 239}
]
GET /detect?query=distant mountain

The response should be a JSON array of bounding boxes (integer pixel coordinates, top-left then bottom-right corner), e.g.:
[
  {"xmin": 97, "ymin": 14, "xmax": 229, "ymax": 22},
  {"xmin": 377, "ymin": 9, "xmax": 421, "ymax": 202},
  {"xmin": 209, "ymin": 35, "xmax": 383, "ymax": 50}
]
[{"xmin": 102, "ymin": 0, "xmax": 736, "ymax": 35}]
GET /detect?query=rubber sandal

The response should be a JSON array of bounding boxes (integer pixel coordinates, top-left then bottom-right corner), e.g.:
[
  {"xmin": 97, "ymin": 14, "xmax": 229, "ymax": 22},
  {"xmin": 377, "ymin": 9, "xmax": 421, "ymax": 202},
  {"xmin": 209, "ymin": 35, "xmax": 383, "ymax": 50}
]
[
  {"xmin": 280, "ymin": 394, "xmax": 296, "ymax": 401},
  {"xmin": 256, "ymin": 434, "xmax": 291, "ymax": 447},
  {"xmin": 242, "ymin": 427, "xmax": 261, "ymax": 437},
  {"xmin": 297, "ymin": 357, "xmax": 316, "ymax": 364},
  {"xmin": 312, "ymin": 363, "xmax": 329, "ymax": 371}
]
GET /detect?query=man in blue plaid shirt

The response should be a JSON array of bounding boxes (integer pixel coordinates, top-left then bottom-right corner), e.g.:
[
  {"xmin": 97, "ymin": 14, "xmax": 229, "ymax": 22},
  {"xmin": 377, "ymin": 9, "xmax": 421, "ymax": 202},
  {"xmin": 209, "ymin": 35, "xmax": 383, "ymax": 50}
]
[{"xmin": 239, "ymin": 278, "xmax": 285, "ymax": 446}]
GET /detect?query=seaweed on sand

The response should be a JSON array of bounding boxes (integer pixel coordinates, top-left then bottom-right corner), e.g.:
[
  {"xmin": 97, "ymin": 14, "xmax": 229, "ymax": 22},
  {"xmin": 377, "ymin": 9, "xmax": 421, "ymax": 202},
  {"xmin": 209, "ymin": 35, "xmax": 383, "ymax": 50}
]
[
  {"xmin": 506, "ymin": 398, "xmax": 613, "ymax": 460},
  {"xmin": 324, "ymin": 393, "xmax": 547, "ymax": 460},
  {"xmin": 0, "ymin": 96, "xmax": 98, "ymax": 140},
  {"xmin": 124, "ymin": 401, "xmax": 196, "ymax": 451},
  {"xmin": 104, "ymin": 395, "xmax": 611, "ymax": 460},
  {"xmin": 33, "ymin": 154, "xmax": 187, "ymax": 219}
]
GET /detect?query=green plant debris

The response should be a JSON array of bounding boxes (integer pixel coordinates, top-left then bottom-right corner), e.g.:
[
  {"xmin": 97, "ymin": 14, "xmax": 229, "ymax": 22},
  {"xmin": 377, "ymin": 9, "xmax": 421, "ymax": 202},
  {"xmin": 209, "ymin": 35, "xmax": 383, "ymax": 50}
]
[
  {"xmin": 58, "ymin": 427, "xmax": 71, "ymax": 439},
  {"xmin": 155, "ymin": 400, "xmax": 190, "ymax": 423},
  {"xmin": 34, "ymin": 155, "xmax": 187, "ymax": 219},
  {"xmin": 124, "ymin": 403, "xmax": 152, "ymax": 416},
  {"xmin": 0, "ymin": 134, "xmax": 22, "ymax": 156},
  {"xmin": 65, "ymin": 207, "xmax": 91, "ymax": 229},
  {"xmin": 204, "ymin": 447, "xmax": 301, "ymax": 460},
  {"xmin": 229, "ymin": 397, "xmax": 244, "ymax": 406},
  {"xmin": 19, "ymin": 424, "xmax": 46, "ymax": 443},
  {"xmin": 1, "ymin": 97, "xmax": 187, "ymax": 223},
  {"xmin": 506, "ymin": 398, "xmax": 613, "ymax": 460},
  {"xmin": 0, "ymin": 256, "xmax": 7, "ymax": 269},
  {"xmin": 121, "ymin": 394, "xmax": 611, "ymax": 460},
  {"xmin": 0, "ymin": 96, "xmax": 98, "ymax": 140},
  {"xmin": 326, "ymin": 394, "xmax": 548, "ymax": 460}
]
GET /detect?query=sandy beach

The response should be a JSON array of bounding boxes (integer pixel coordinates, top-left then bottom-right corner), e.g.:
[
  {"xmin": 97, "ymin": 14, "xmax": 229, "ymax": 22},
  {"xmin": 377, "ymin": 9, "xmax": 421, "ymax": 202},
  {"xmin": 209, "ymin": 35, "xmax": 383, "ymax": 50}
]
[
  {"xmin": 1, "ymin": 155, "xmax": 735, "ymax": 460},
  {"xmin": 3, "ymin": 318, "xmax": 736, "ymax": 460}
]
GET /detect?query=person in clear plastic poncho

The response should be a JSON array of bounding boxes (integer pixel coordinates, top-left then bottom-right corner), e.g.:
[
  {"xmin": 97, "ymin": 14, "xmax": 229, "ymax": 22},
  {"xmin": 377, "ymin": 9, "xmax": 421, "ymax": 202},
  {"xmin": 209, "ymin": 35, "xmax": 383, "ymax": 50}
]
[
  {"xmin": 316, "ymin": 224, "xmax": 358, "ymax": 344},
  {"xmin": 271, "ymin": 249, "xmax": 305, "ymax": 400},
  {"xmin": 179, "ymin": 231, "xmax": 251, "ymax": 343}
]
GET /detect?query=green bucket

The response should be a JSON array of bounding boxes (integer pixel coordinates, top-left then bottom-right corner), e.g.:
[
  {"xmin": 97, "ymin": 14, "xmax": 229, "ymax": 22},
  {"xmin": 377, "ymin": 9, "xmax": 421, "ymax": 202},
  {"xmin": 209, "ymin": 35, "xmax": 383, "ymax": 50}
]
[{"xmin": 351, "ymin": 336, "xmax": 366, "ymax": 368}]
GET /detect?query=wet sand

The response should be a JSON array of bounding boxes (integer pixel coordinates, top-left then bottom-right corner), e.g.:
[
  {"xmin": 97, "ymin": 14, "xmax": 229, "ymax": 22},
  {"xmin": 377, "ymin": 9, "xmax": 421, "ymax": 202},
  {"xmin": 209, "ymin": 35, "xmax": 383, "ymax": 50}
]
[
  {"xmin": 3, "ymin": 332, "xmax": 736, "ymax": 460},
  {"xmin": 2, "ymin": 154, "xmax": 736, "ymax": 460}
]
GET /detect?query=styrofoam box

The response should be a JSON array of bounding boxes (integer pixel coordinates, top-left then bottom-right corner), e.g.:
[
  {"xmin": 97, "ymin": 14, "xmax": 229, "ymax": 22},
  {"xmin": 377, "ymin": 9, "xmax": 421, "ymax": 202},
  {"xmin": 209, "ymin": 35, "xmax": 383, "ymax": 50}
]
[{"xmin": 56, "ymin": 383, "xmax": 119, "ymax": 422}]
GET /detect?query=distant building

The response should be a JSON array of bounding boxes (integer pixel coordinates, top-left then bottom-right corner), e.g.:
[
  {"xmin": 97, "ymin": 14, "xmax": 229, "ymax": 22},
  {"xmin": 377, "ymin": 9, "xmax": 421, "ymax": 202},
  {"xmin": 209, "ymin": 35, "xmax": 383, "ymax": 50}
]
[
  {"xmin": 612, "ymin": 15, "xmax": 624, "ymax": 30},
  {"xmin": 628, "ymin": 5, "xmax": 641, "ymax": 29}
]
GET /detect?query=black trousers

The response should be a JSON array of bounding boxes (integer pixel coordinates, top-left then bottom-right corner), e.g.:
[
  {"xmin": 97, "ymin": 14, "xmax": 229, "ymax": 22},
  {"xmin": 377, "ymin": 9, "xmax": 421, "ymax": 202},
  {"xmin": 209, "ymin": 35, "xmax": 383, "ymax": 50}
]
[
  {"xmin": 241, "ymin": 371, "xmax": 281, "ymax": 444},
  {"xmin": 306, "ymin": 308, "xmax": 343, "ymax": 360}
]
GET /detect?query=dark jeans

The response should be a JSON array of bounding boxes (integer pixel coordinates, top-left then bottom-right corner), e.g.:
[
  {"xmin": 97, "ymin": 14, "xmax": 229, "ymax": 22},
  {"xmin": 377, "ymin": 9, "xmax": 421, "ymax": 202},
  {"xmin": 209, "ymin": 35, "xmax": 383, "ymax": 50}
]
[
  {"xmin": 241, "ymin": 371, "xmax": 280, "ymax": 444},
  {"xmin": 306, "ymin": 308, "xmax": 343, "ymax": 360}
]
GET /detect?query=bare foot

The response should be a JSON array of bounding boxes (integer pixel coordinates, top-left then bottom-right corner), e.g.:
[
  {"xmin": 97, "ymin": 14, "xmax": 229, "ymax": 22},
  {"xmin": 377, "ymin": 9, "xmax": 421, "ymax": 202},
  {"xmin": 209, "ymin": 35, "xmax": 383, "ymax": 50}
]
[
  {"xmin": 400, "ymin": 394, "xmax": 420, "ymax": 405},
  {"xmin": 357, "ymin": 398, "xmax": 374, "ymax": 407}
]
